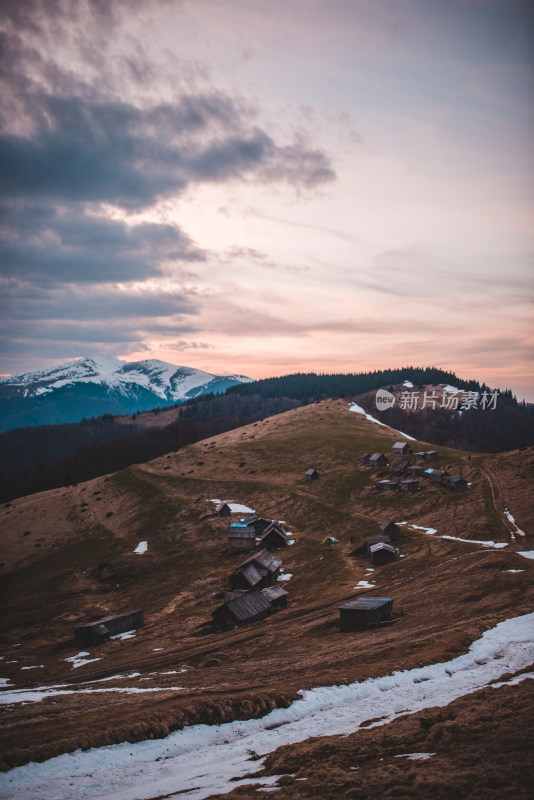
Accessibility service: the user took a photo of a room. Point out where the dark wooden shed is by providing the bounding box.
[212,590,271,630]
[241,515,273,536]
[361,453,371,464]
[369,453,388,468]
[443,475,468,490]
[399,478,420,492]
[370,542,398,565]
[74,609,144,646]
[230,549,282,589]
[260,521,288,550]
[392,442,412,455]
[406,465,425,478]
[424,450,438,461]
[374,479,398,491]
[306,469,319,481]
[366,535,391,552]
[216,502,231,517]
[429,469,449,484]
[338,597,394,632]
[261,585,288,611]
[226,523,257,551]
[379,520,400,541]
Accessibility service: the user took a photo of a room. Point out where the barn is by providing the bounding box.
[74,609,144,646]
[338,597,394,632]
[392,442,412,455]
[379,520,400,541]
[212,590,271,630]
[370,542,398,565]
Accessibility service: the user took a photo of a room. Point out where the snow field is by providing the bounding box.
[3,613,533,800]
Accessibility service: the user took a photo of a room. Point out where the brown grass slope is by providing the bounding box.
[0,400,533,788]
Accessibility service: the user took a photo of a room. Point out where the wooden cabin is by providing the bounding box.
[74,609,144,646]
[406,465,425,478]
[374,479,398,491]
[399,478,420,492]
[226,523,257,551]
[261,585,288,611]
[230,549,282,589]
[260,521,288,550]
[392,442,412,455]
[429,469,449,484]
[216,502,231,517]
[369,453,388,468]
[424,450,438,461]
[361,453,371,464]
[366,535,391,552]
[212,590,272,630]
[241,515,272,536]
[443,475,468,491]
[306,469,319,481]
[379,520,400,541]
[370,542,399,565]
[338,597,394,632]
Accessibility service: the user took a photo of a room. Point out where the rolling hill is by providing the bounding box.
[0,400,533,798]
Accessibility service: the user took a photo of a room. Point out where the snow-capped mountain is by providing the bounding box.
[0,357,252,432]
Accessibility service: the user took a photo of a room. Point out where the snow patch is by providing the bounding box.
[504,570,524,573]
[395,752,436,761]
[277,573,293,582]
[110,631,136,641]
[134,541,148,554]
[355,581,375,589]
[20,666,43,671]
[63,652,102,669]
[402,380,414,388]
[5,614,534,800]
[0,677,12,687]
[517,551,534,560]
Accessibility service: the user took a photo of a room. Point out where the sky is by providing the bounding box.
[1,0,533,399]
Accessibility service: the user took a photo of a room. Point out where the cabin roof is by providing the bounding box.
[241,548,282,572]
[76,609,143,628]
[370,542,396,553]
[226,528,257,539]
[379,520,397,531]
[261,586,288,602]
[369,452,386,461]
[224,590,271,621]
[338,597,394,611]
[236,562,263,586]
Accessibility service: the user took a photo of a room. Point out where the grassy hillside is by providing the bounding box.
[0,400,532,793]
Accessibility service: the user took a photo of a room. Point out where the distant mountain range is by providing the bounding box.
[0,356,252,431]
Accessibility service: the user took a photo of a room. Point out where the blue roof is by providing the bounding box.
[424,468,435,473]
[230,523,248,528]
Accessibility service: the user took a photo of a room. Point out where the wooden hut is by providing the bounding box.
[370,542,398,565]
[306,469,319,481]
[369,453,388,468]
[399,478,420,492]
[230,549,282,589]
[392,442,412,455]
[241,516,272,536]
[74,609,144,646]
[443,475,468,491]
[391,459,410,473]
[429,469,449,485]
[406,465,425,478]
[424,450,438,461]
[261,585,288,611]
[216,502,231,517]
[212,590,271,630]
[379,520,400,541]
[366,535,391,552]
[260,521,288,550]
[338,597,394,632]
[374,479,398,491]
[360,453,371,464]
[226,523,257,551]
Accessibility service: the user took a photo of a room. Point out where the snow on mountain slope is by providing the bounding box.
[0,357,252,401]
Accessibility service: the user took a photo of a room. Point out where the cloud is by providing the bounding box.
[0,202,204,284]
[168,340,213,350]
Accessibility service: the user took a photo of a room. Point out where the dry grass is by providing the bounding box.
[0,399,533,788]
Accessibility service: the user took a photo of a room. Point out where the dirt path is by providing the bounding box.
[478,464,525,542]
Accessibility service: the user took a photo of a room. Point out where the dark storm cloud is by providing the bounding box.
[0,91,335,209]
[0,203,204,284]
